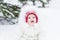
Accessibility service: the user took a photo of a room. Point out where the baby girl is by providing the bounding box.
[20,11,40,40]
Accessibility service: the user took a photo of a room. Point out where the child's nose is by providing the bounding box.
[31,18,34,20]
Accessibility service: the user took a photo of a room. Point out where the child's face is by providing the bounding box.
[28,14,36,26]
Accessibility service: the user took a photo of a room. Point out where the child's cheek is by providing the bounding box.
[28,19,31,23]
[34,18,36,23]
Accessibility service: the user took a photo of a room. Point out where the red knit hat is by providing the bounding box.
[25,11,38,23]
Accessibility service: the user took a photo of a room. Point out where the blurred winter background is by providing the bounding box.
[0,0,60,40]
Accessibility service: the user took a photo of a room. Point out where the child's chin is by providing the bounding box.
[30,23,35,25]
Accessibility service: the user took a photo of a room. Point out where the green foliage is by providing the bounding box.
[18,0,26,2]
[0,2,20,18]
[39,0,43,2]
[39,0,47,4]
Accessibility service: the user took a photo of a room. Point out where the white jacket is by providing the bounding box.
[20,23,40,40]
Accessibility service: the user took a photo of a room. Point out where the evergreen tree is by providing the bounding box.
[0,0,20,18]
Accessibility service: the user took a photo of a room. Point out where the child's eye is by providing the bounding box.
[28,17,30,19]
[33,17,35,19]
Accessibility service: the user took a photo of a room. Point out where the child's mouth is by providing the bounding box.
[31,21,34,23]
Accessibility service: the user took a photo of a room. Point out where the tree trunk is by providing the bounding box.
[31,0,35,5]
[33,1,35,5]
[42,2,45,8]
